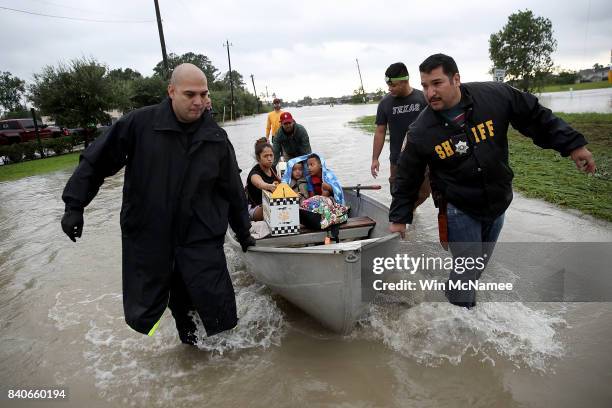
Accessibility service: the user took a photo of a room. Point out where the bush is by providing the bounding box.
[0,144,24,163]
[0,136,79,164]
[21,141,39,160]
[43,136,73,155]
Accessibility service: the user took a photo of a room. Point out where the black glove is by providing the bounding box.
[238,234,256,253]
[61,208,84,242]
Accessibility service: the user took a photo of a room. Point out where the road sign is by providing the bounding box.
[494,68,506,82]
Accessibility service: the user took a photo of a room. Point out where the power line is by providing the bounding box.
[25,0,134,19]
[0,5,155,23]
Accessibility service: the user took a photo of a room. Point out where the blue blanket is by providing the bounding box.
[281,153,345,204]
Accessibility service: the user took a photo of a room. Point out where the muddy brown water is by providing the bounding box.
[1,100,611,407]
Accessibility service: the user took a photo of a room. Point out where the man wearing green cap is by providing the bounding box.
[371,62,429,203]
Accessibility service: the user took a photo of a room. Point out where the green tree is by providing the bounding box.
[0,71,26,113]
[153,52,219,82]
[221,70,246,89]
[107,68,142,82]
[29,58,113,128]
[209,88,259,118]
[106,68,143,113]
[373,88,385,101]
[489,9,557,92]
[299,96,313,106]
[351,88,366,104]
[130,76,167,109]
[556,70,578,85]
[111,79,136,113]
[1,109,41,120]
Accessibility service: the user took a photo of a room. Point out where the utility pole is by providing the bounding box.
[250,74,260,113]
[224,40,235,120]
[153,0,169,80]
[356,58,366,103]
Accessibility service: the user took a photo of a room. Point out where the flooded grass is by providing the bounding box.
[349,112,612,222]
[348,115,377,134]
[538,80,611,93]
[509,112,611,222]
[0,152,79,182]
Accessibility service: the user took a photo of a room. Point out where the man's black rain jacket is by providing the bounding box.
[62,98,251,336]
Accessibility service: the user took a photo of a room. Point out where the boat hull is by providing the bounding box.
[227,191,399,333]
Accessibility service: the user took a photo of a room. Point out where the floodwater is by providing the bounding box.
[1,95,611,408]
[537,88,612,113]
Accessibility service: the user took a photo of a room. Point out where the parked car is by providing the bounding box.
[0,119,53,145]
[46,125,71,137]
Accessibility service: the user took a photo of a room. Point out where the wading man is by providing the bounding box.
[265,98,283,141]
[389,54,596,308]
[371,62,428,199]
[61,63,255,345]
[272,111,312,167]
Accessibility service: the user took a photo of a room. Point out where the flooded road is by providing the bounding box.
[1,100,611,407]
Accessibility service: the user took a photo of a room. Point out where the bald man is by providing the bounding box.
[61,63,255,345]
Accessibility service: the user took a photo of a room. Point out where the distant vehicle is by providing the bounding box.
[0,119,53,145]
[46,125,71,137]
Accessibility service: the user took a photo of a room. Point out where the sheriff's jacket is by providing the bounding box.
[390,82,587,223]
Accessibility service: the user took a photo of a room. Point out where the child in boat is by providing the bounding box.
[306,154,333,198]
[246,137,280,221]
[289,161,309,202]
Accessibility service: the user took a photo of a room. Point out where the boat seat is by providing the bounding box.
[257,216,376,247]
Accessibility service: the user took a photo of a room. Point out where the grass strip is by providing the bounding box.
[0,152,80,182]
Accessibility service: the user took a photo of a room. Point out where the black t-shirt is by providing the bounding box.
[375,89,427,163]
[246,165,278,205]
[171,108,204,151]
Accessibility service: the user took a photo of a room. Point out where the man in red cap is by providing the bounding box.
[265,98,284,141]
[272,111,312,166]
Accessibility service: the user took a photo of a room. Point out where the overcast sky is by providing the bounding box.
[1,0,611,102]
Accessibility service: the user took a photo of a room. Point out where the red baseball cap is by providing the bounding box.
[280,112,293,124]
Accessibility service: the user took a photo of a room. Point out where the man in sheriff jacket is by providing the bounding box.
[389,54,596,308]
[61,63,255,344]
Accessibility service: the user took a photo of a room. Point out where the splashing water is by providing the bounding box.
[357,301,566,372]
[47,267,286,405]
[191,283,285,354]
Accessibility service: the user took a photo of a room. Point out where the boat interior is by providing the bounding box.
[255,216,377,248]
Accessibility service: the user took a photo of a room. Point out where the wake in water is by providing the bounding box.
[357,300,567,373]
[47,248,287,404]
[190,283,285,353]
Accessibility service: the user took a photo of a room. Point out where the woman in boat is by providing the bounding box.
[246,137,280,221]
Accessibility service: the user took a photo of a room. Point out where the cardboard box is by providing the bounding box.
[263,183,300,236]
